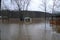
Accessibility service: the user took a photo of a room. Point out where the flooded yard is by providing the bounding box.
[0,18,60,40]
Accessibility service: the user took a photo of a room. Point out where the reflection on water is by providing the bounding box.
[0,18,60,40]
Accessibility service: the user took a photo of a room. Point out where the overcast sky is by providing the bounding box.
[1,0,60,13]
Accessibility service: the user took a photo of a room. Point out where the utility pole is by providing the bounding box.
[52,0,56,40]
[42,0,47,40]
[44,0,46,40]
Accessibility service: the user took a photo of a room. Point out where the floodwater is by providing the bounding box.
[0,18,60,40]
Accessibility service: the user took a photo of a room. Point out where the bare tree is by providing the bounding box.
[15,0,31,10]
[51,0,56,22]
[54,0,60,12]
[52,0,56,13]
[14,0,31,21]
